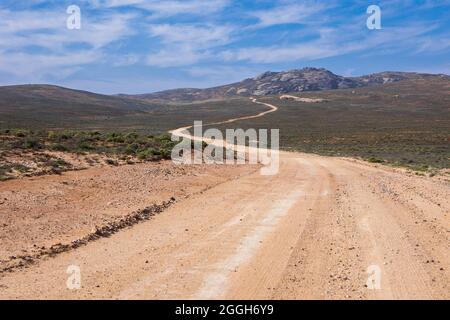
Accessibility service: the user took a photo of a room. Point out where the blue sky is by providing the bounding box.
[0,0,449,94]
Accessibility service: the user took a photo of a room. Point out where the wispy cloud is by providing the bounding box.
[0,0,448,93]
[220,19,442,64]
[112,53,140,66]
[250,1,332,28]
[0,7,135,79]
[146,47,206,67]
[93,0,230,18]
[145,23,235,67]
[148,23,234,48]
[0,50,100,79]
[184,65,263,85]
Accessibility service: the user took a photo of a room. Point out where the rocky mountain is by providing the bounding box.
[123,68,448,102]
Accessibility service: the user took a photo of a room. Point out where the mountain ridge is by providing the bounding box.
[120,68,449,102]
[0,68,448,109]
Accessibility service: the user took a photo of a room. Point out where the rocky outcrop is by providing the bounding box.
[125,68,448,102]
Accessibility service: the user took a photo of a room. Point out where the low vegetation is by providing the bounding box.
[0,129,177,180]
[2,129,176,158]
[216,78,450,173]
[0,78,448,177]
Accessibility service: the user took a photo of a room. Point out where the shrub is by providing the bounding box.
[160,148,172,159]
[367,157,383,163]
[13,164,31,173]
[15,129,28,138]
[76,141,95,151]
[125,143,139,155]
[137,149,154,160]
[106,132,125,143]
[125,132,139,142]
[45,158,70,169]
[50,144,68,152]
[105,158,118,166]
[47,131,58,141]
[23,138,41,149]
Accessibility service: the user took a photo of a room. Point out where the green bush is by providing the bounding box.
[160,148,172,159]
[47,131,58,140]
[46,158,70,169]
[106,132,125,143]
[23,138,41,149]
[50,144,68,152]
[137,149,153,160]
[367,157,383,163]
[76,141,95,151]
[15,129,28,138]
[13,164,31,173]
[125,132,139,142]
[2,129,178,171]
[125,143,139,155]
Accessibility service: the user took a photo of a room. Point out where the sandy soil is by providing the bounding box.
[0,149,129,180]
[0,161,257,265]
[0,99,448,299]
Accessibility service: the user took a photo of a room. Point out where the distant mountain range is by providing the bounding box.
[0,68,448,129]
[119,67,449,102]
[0,69,448,115]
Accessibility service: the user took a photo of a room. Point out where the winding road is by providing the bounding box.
[0,98,448,299]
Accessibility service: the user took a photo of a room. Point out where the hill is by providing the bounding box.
[0,84,163,129]
[121,68,449,102]
[0,84,264,131]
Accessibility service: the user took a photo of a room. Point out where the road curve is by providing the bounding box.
[0,99,448,299]
[169,98,278,141]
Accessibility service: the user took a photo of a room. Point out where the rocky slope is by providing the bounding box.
[124,68,448,102]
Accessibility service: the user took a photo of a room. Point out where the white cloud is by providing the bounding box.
[0,8,135,79]
[0,8,63,33]
[113,54,140,66]
[220,23,439,64]
[415,36,450,53]
[145,23,235,67]
[185,65,262,84]
[148,23,233,48]
[94,0,230,18]
[221,44,334,64]
[0,50,101,78]
[0,0,449,92]
[146,46,206,67]
[251,1,331,27]
[0,9,135,51]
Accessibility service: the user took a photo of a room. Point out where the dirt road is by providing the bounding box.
[0,100,448,299]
